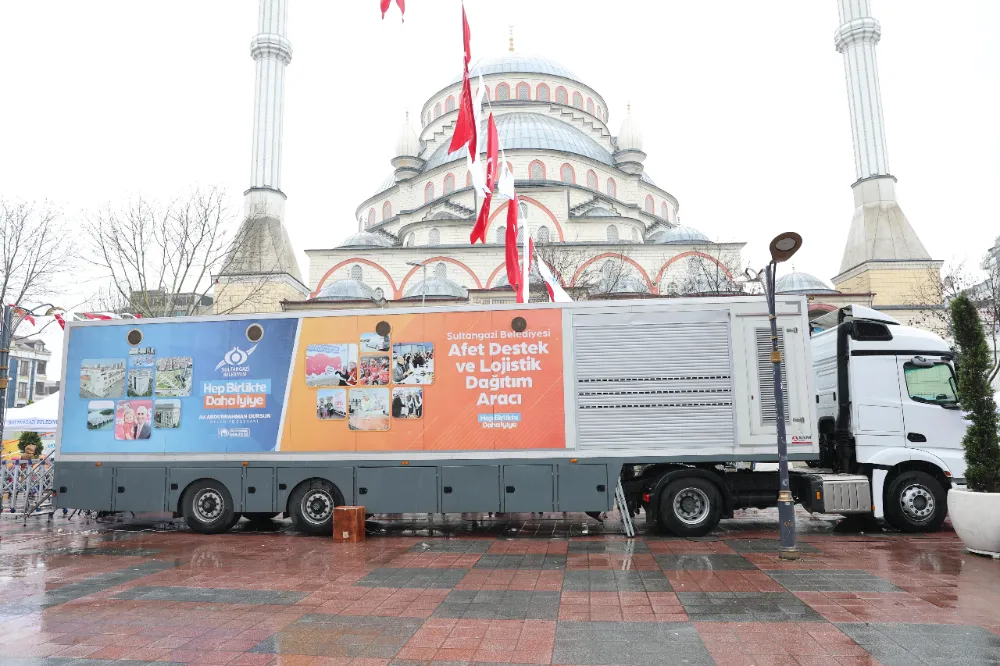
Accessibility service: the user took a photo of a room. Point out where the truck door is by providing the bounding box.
[896,357,968,478]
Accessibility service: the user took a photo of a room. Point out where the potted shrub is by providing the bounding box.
[947,293,1000,556]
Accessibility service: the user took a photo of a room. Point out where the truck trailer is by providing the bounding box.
[52,297,965,536]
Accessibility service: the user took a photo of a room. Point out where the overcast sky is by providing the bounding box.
[2,1,998,378]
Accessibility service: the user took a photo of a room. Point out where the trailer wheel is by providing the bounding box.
[885,470,946,532]
[658,477,722,537]
[182,480,238,535]
[289,480,343,536]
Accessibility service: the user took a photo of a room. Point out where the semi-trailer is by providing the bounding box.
[52,297,964,536]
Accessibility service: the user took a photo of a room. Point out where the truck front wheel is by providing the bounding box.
[885,470,947,532]
[658,477,722,537]
[182,480,239,535]
[289,480,343,536]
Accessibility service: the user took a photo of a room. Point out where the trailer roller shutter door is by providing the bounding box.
[573,310,735,451]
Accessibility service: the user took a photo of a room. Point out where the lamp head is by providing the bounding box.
[769,232,802,264]
[406,261,424,268]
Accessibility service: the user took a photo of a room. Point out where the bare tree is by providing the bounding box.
[659,243,748,297]
[532,241,643,297]
[970,240,1000,382]
[904,260,973,339]
[83,188,281,317]
[0,199,74,308]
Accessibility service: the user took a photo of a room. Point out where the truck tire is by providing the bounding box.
[885,471,947,532]
[289,479,343,536]
[658,477,722,537]
[182,480,238,535]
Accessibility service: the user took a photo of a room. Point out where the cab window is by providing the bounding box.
[903,362,958,406]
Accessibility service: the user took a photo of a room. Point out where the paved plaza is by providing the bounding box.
[1,510,999,665]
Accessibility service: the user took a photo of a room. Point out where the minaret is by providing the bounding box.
[831,0,941,324]
[215,0,306,314]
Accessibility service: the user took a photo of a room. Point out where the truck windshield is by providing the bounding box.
[903,362,958,406]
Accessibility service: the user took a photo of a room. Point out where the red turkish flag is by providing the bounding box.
[484,113,499,191]
[449,72,477,156]
[505,198,521,295]
[462,3,472,67]
[470,192,491,244]
[381,0,404,21]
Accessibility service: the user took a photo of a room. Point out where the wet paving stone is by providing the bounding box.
[553,621,714,665]
[837,622,1000,665]
[561,569,673,592]
[726,538,821,553]
[766,568,902,592]
[114,585,308,604]
[3,660,186,666]
[566,541,650,554]
[677,591,826,622]
[406,540,493,554]
[432,589,561,619]
[250,614,424,658]
[473,554,567,570]
[355,567,469,589]
[655,553,758,570]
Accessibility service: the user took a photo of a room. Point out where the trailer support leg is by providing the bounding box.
[614,479,635,538]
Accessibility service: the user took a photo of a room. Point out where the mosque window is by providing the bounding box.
[529,160,545,180]
[444,173,455,194]
[434,262,447,279]
[560,163,575,184]
[496,83,510,100]
[644,195,654,214]
[517,226,524,244]
[572,92,583,109]
[495,225,506,243]
[350,265,363,281]
[536,226,550,244]
[434,103,441,118]
[660,202,668,220]
[367,209,375,227]
[424,182,434,203]
[445,96,455,112]
[382,201,392,221]
[424,111,430,126]
[428,228,441,245]
[516,82,530,100]
[404,233,414,247]
[586,170,598,190]
[606,225,619,243]
[536,83,550,102]
[518,201,528,220]
[597,106,603,120]
[586,98,594,115]
[556,86,568,104]
[465,171,472,187]
[606,178,616,198]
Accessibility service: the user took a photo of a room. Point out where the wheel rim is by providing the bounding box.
[899,483,935,522]
[301,490,334,525]
[193,489,225,523]
[672,487,711,525]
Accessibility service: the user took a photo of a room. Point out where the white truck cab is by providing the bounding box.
[810,305,967,531]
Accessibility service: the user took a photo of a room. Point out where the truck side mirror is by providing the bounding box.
[909,356,935,368]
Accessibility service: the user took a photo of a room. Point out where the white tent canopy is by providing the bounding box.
[5,391,59,432]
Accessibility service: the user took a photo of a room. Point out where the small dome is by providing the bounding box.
[338,231,395,248]
[616,107,643,152]
[403,277,468,299]
[775,271,839,295]
[311,279,375,302]
[648,225,711,244]
[395,114,420,158]
[582,206,618,218]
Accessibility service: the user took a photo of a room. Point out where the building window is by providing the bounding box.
[428,228,441,245]
[536,83,550,101]
[606,178,616,198]
[434,102,442,118]
[660,202,668,220]
[586,170,598,190]
[586,98,594,115]
[644,195,654,214]
[350,265,363,281]
[496,225,506,243]
[17,382,27,400]
[572,91,583,109]
[404,233,414,247]
[444,173,455,194]
[517,226,524,244]
[556,86,568,104]
[606,225,619,243]
[35,381,44,396]
[434,262,448,279]
[424,182,434,203]
[496,83,510,100]
[536,226,550,244]
[516,82,530,100]
[382,201,392,221]
[367,208,375,227]
[445,95,455,112]
[560,163,575,184]
[465,171,472,187]
[518,201,528,220]
[36,361,46,375]
[529,160,545,180]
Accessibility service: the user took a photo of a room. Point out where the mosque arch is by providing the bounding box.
[586,169,598,190]
[644,195,654,214]
[570,252,655,292]
[536,83,550,101]
[443,173,455,194]
[560,163,575,184]
[660,202,668,220]
[653,251,734,290]
[367,208,375,227]
[572,91,583,109]
[313,258,399,298]
[424,182,434,203]
[496,83,510,100]
[434,102,441,118]
[556,86,568,104]
[428,228,441,245]
[485,196,565,242]
[586,98,594,115]
[606,177,616,198]
[399,256,483,294]
[445,95,455,112]
[382,201,392,221]
[516,82,530,100]
[606,225,619,243]
[529,160,546,180]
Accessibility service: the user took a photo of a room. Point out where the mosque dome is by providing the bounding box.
[449,53,582,87]
[339,231,395,248]
[647,225,711,244]
[403,277,469,299]
[424,113,613,172]
[394,114,421,158]
[311,279,375,302]
[616,108,643,152]
[775,271,839,295]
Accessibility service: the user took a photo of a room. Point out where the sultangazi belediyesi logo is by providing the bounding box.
[215,345,256,375]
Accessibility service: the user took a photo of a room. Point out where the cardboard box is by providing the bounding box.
[333,506,365,543]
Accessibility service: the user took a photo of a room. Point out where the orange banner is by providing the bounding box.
[281,308,565,452]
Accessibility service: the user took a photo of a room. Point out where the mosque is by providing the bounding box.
[216,0,942,328]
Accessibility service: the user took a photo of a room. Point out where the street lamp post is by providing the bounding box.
[406,261,428,307]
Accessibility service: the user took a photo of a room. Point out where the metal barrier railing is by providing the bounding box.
[1,454,54,520]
